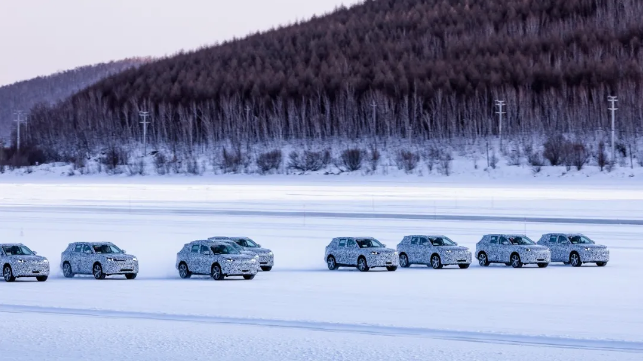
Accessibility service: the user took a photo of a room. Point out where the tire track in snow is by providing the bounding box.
[2,205,643,225]
[1,304,641,353]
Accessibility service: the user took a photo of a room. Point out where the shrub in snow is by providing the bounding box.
[288,149,331,172]
[438,152,454,176]
[127,160,146,176]
[507,149,521,166]
[396,150,420,173]
[543,134,569,166]
[222,147,247,173]
[340,148,364,171]
[256,149,282,174]
[368,146,380,172]
[100,146,128,173]
[186,158,201,175]
[423,146,441,172]
[569,141,589,171]
[597,141,608,171]
[154,153,170,175]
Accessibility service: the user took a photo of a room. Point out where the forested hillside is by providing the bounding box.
[11,0,643,175]
[0,58,148,138]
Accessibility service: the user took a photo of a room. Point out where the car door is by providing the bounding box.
[345,239,359,265]
[487,235,499,261]
[187,243,202,274]
[498,236,512,262]
[335,238,347,264]
[547,234,563,262]
[80,244,94,274]
[200,245,213,274]
[417,237,432,264]
[70,244,82,273]
[407,236,420,263]
[557,235,571,262]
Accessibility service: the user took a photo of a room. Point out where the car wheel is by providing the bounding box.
[510,253,523,268]
[93,263,106,280]
[211,264,225,280]
[596,262,607,267]
[537,263,549,268]
[431,254,443,269]
[478,253,490,267]
[125,273,137,280]
[260,266,272,272]
[3,265,15,282]
[36,276,48,282]
[326,256,338,270]
[178,262,192,279]
[459,264,470,269]
[399,254,410,268]
[386,266,397,271]
[570,252,582,267]
[357,257,370,272]
[243,274,255,280]
[62,262,75,278]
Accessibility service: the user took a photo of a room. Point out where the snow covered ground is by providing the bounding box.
[0,178,642,360]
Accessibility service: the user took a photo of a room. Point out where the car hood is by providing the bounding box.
[222,254,254,261]
[11,255,48,262]
[253,247,272,254]
[103,254,137,261]
[518,245,549,251]
[436,246,469,252]
[576,244,607,250]
[365,248,396,254]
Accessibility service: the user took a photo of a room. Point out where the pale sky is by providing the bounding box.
[0,0,362,86]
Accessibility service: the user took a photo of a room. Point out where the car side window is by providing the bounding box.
[238,239,248,247]
[74,244,83,252]
[346,239,356,248]
[489,236,498,244]
[338,239,347,247]
[558,236,568,244]
[499,237,510,245]
[191,244,200,253]
[82,244,92,254]
[549,235,557,243]
[201,245,210,254]
[411,237,418,245]
[418,237,430,246]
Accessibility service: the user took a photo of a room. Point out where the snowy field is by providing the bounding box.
[1,178,642,360]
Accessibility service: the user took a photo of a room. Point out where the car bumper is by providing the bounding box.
[103,261,139,274]
[520,251,551,264]
[366,253,399,268]
[222,261,258,276]
[441,252,472,265]
[580,249,609,263]
[258,253,274,267]
[11,262,50,277]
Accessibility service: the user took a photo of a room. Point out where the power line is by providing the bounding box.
[495,100,505,148]
[608,96,618,164]
[139,111,150,155]
[13,111,25,152]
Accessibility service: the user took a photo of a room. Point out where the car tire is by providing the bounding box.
[386,266,397,271]
[357,257,370,272]
[178,262,192,279]
[537,263,549,268]
[36,276,48,282]
[260,266,272,272]
[459,264,470,269]
[570,252,582,267]
[3,265,15,282]
[211,264,225,281]
[510,253,523,268]
[93,263,106,280]
[326,256,339,270]
[125,273,137,280]
[431,254,443,269]
[596,262,607,267]
[399,254,410,268]
[478,253,490,267]
[243,275,255,280]
[62,262,75,278]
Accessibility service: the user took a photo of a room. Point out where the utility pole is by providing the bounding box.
[608,96,618,164]
[13,111,24,152]
[139,111,150,155]
[495,100,505,148]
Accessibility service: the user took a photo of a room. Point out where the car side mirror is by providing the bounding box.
[33,251,38,255]
[122,250,127,254]
[382,244,387,247]
[257,244,261,248]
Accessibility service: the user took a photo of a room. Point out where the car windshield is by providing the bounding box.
[93,244,123,254]
[508,236,535,245]
[211,245,240,255]
[569,235,595,245]
[243,238,259,247]
[226,242,244,251]
[429,237,456,246]
[3,245,34,256]
[356,238,383,248]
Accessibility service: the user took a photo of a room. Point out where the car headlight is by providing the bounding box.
[446,250,452,253]
[17,259,25,263]
[226,259,234,262]
[525,248,531,252]
[107,257,114,261]
[43,259,49,263]
[251,259,257,263]
[371,251,379,255]
[394,251,398,255]
[132,257,137,261]
[584,247,591,251]
[268,252,273,256]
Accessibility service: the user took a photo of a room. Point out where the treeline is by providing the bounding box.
[19,0,643,159]
[0,58,148,138]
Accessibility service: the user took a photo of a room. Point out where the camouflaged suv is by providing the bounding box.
[176,240,258,280]
[325,237,399,272]
[61,242,139,280]
[397,235,472,269]
[537,233,609,267]
[1,243,49,282]
[476,234,551,268]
